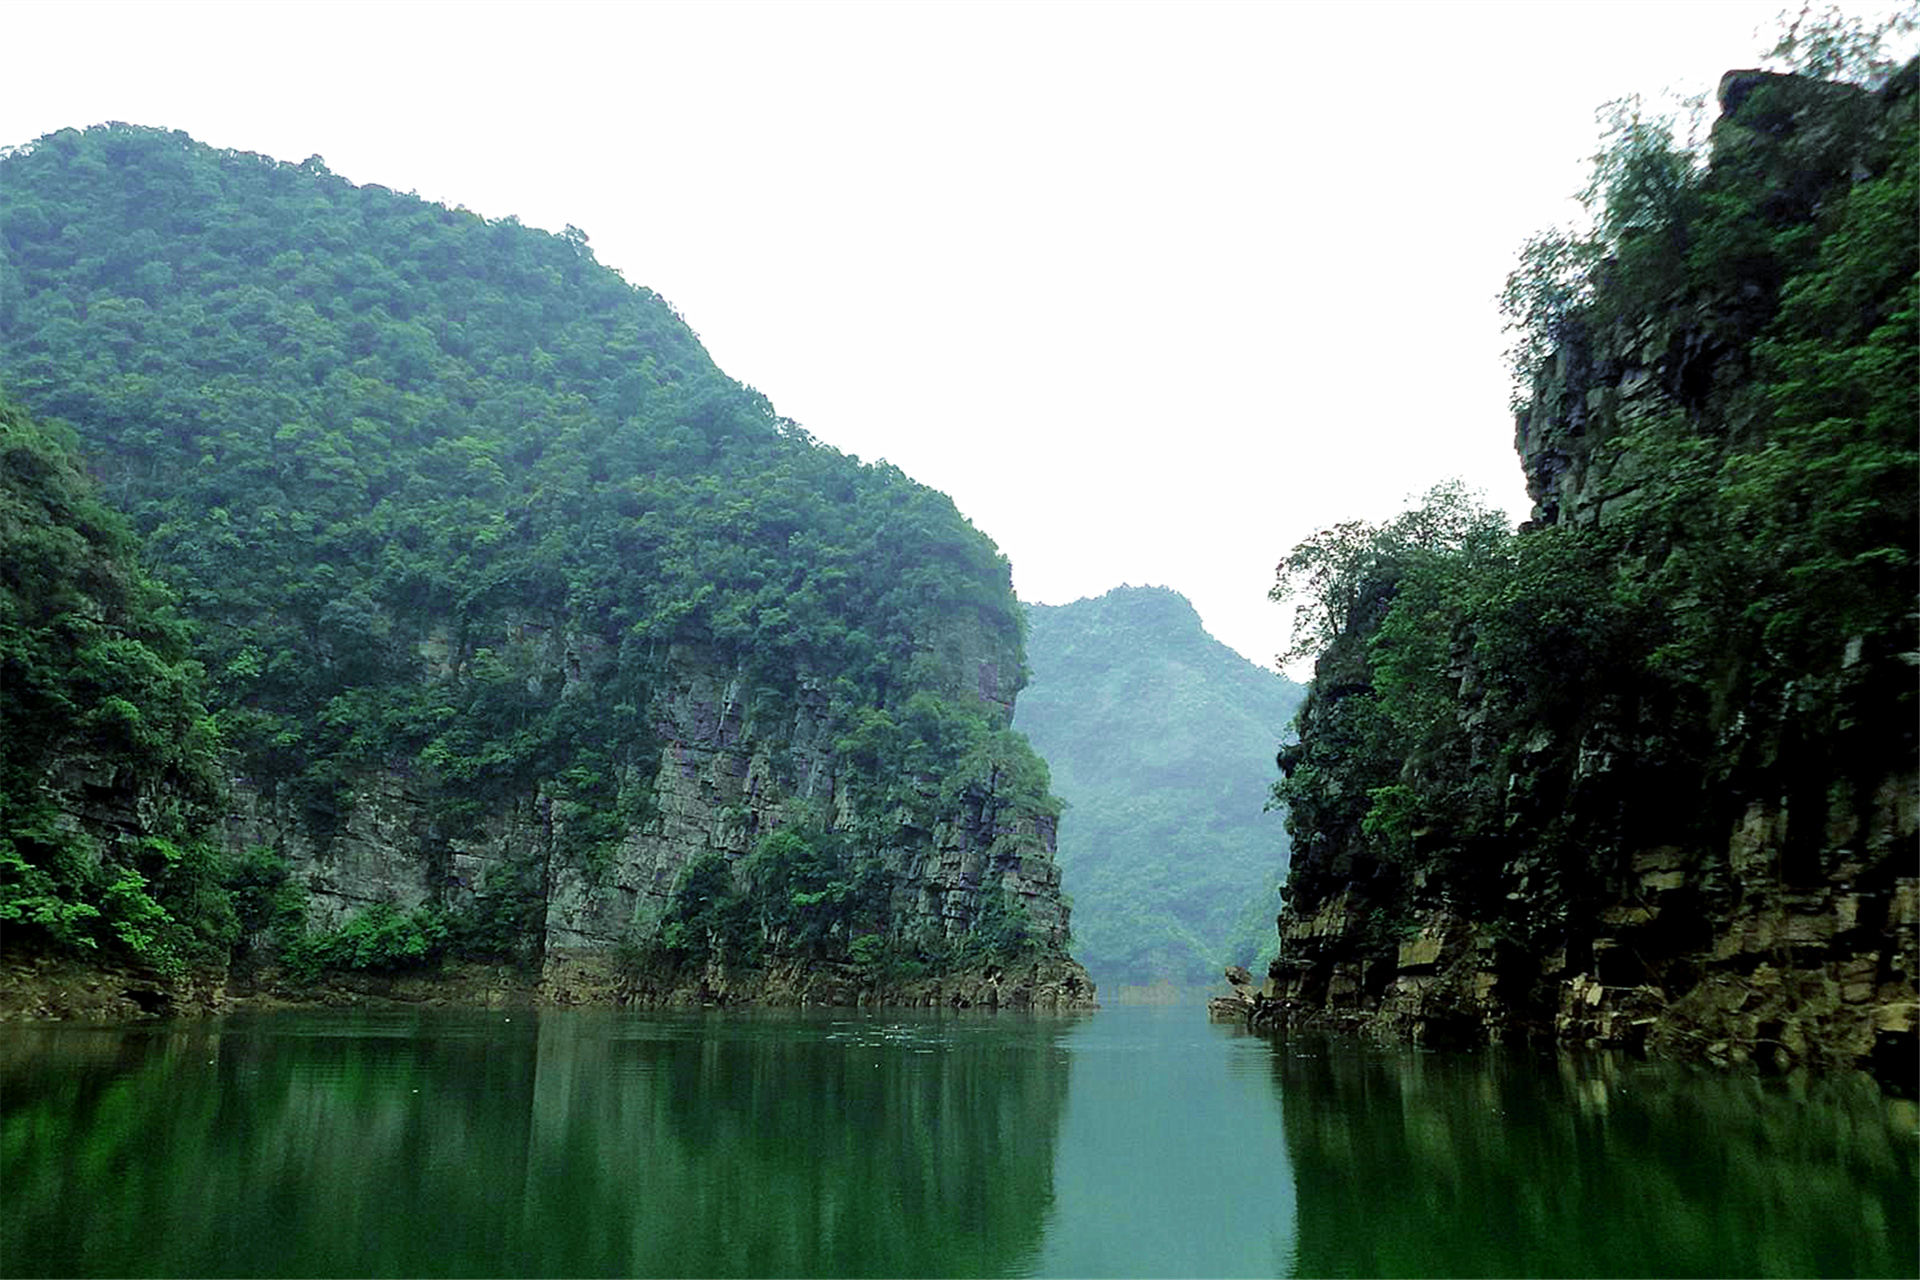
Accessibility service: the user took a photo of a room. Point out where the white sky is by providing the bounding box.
[1,0,1885,672]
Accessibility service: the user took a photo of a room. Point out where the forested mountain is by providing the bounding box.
[0,123,1088,1006]
[1259,52,1917,1079]
[1014,586,1303,990]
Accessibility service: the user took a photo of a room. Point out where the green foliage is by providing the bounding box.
[836,691,1059,836]
[1282,46,1917,957]
[955,886,1039,963]
[1500,94,1709,413]
[1270,481,1511,671]
[279,901,450,985]
[1579,96,1704,249]
[1274,491,1489,885]
[0,123,1065,979]
[443,860,547,964]
[1274,485,1679,929]
[0,122,1036,886]
[222,845,305,946]
[1013,585,1305,987]
[624,820,1040,981]
[1498,229,1601,413]
[1503,12,1913,413]
[0,396,232,973]
[1763,4,1919,85]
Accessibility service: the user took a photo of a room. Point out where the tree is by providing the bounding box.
[1270,482,1510,669]
[1763,3,1919,85]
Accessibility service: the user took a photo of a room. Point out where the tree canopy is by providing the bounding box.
[0,122,1064,977]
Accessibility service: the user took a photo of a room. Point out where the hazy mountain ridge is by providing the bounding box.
[1014,585,1303,990]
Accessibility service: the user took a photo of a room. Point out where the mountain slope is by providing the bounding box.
[0,122,1087,1004]
[0,395,228,977]
[1014,586,1303,990]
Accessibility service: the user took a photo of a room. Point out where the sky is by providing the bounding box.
[1,0,1895,673]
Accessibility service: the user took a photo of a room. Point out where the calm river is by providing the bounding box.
[2,1005,1914,1278]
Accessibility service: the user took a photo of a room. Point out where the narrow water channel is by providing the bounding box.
[2,1005,1912,1277]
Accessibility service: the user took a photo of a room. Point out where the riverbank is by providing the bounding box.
[0,946,1096,1023]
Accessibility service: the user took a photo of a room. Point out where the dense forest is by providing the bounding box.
[0,124,1082,998]
[1261,26,1916,1077]
[1014,586,1302,990]
[1,398,230,973]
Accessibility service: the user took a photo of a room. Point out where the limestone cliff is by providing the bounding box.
[218,619,1089,1008]
[1256,63,1917,1082]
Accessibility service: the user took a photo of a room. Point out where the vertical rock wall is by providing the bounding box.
[1256,64,1917,1081]
[221,612,1090,1006]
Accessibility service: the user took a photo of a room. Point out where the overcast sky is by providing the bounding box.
[2,0,1896,672]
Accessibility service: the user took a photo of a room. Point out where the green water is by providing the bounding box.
[1,1006,1912,1278]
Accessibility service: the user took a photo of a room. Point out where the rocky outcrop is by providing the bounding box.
[1206,964,1269,1020]
[542,948,1091,1011]
[221,617,1091,1007]
[0,948,228,1022]
[1257,64,1917,1084]
[1518,62,1916,530]
[1263,817,1918,1077]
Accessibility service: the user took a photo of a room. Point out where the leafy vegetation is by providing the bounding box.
[1498,4,1916,413]
[1014,586,1304,988]
[0,397,232,974]
[622,824,1042,985]
[0,124,1064,979]
[1277,36,1917,955]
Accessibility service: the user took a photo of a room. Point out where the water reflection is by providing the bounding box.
[1271,1033,1918,1279]
[7,1011,1913,1279]
[0,1009,1078,1278]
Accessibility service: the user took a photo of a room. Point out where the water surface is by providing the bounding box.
[2,1005,1912,1277]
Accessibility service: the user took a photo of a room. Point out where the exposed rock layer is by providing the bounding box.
[217,628,1090,1007]
[1257,65,1917,1082]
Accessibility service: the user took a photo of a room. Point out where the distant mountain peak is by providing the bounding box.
[1014,585,1305,990]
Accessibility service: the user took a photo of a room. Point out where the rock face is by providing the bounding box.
[221,618,1090,1007]
[1519,66,1912,531]
[1259,65,1917,1082]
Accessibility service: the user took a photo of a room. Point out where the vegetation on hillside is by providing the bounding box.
[0,124,1062,978]
[1015,586,1303,988]
[0,397,229,974]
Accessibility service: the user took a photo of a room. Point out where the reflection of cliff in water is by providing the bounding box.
[521,1010,1076,1276]
[0,1010,1078,1278]
[2,1015,549,1277]
[1273,1034,1918,1279]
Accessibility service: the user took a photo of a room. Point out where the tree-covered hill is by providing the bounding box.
[0,122,1083,998]
[1014,586,1303,990]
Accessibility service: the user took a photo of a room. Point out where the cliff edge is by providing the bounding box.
[1256,62,1916,1083]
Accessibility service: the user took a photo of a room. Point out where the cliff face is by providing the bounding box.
[1259,65,1917,1080]
[220,617,1086,1006]
[1520,67,1911,530]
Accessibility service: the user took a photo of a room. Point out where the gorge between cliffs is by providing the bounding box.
[2,21,1918,1280]
[2,57,1914,1075]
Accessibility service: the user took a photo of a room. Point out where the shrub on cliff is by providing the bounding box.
[1277,35,1917,960]
[0,397,234,973]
